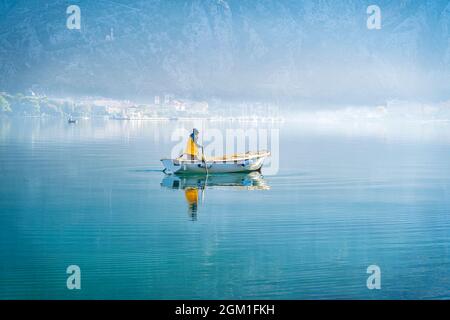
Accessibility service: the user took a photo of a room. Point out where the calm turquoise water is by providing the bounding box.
[1,117,450,299]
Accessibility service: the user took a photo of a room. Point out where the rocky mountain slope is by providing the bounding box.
[1,0,449,103]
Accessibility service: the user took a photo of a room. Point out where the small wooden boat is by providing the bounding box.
[161,150,270,174]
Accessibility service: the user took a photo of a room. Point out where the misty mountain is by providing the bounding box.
[1,0,450,104]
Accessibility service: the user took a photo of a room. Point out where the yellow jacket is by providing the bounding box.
[185,135,198,156]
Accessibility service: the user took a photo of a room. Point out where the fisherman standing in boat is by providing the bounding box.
[183,128,203,160]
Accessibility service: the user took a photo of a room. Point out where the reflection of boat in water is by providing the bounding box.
[161,172,270,220]
[161,151,270,174]
[161,171,270,191]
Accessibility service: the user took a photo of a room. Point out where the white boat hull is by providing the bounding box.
[161,151,270,174]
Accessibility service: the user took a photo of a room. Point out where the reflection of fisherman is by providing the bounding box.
[184,187,199,220]
[182,128,203,160]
